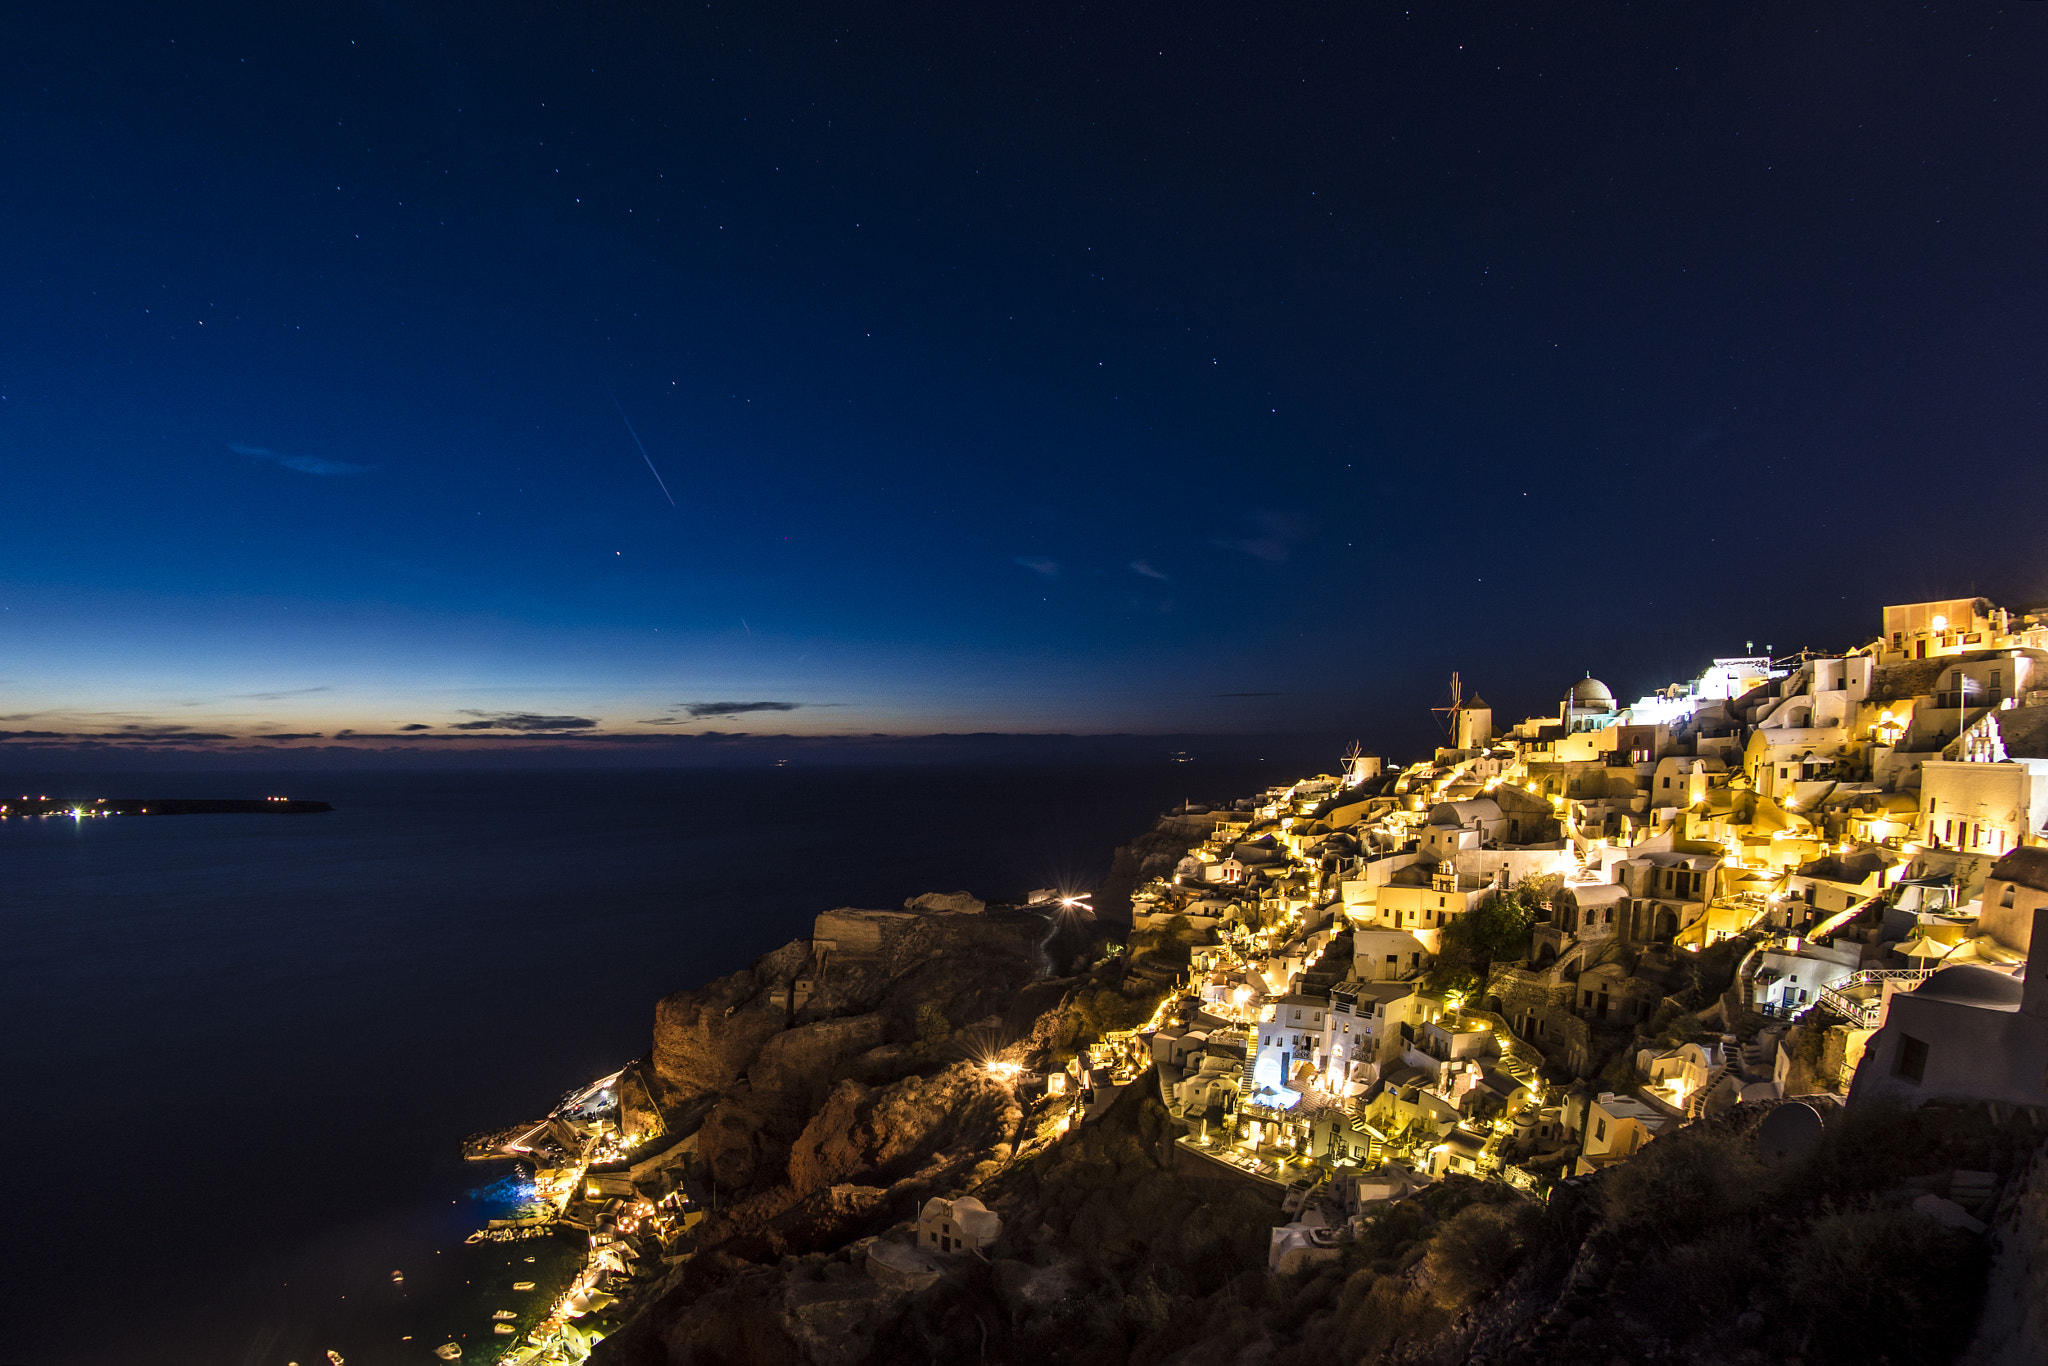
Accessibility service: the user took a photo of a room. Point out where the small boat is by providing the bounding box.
[493,1310,518,1320]
[512,1280,536,1291]
[328,1354,346,1366]
[434,1346,463,1361]
[493,1323,517,1335]
[391,1270,404,1283]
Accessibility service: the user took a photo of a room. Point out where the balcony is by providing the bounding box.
[1817,968,1934,1029]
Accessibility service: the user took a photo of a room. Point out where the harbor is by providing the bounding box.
[428,1068,692,1363]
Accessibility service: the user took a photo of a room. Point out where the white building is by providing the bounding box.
[1981,848,2048,954]
[1352,927,1431,981]
[1751,939,1862,1015]
[1250,993,1333,1095]
[1847,960,2048,1112]
[916,1196,1001,1255]
[1919,757,2048,858]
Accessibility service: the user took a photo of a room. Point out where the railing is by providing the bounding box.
[1816,968,1935,1029]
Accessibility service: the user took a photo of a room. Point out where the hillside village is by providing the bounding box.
[1102,595,2048,1248]
[489,593,2048,1366]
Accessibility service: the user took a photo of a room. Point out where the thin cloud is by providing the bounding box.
[451,711,601,731]
[1014,557,1060,579]
[1211,511,1306,564]
[232,441,374,477]
[254,732,325,741]
[675,701,803,721]
[1129,560,1170,581]
[399,723,433,731]
[113,724,237,739]
[234,686,333,701]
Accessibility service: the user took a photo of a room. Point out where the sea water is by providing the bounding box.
[0,759,1302,1365]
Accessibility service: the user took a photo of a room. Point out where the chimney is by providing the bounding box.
[2026,905,2048,1020]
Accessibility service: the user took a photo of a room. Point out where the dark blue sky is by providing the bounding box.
[5,2,2046,761]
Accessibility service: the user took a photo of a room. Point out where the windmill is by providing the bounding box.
[1338,739,1380,786]
[1431,671,1463,738]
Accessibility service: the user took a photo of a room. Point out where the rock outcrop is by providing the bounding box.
[786,1064,1019,1197]
[649,940,812,1114]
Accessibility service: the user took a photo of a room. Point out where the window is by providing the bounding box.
[1438,896,1446,908]
[1595,1118,1607,1141]
[1896,1035,1929,1084]
[1662,776,1672,789]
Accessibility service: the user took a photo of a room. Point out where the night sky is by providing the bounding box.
[6,3,2047,763]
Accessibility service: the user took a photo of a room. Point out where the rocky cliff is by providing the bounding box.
[587,821,2042,1366]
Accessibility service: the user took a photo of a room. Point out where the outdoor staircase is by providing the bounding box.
[1739,1032,1773,1075]
[1687,1015,1775,1120]
[1950,1169,1999,1218]
[1686,1055,1735,1119]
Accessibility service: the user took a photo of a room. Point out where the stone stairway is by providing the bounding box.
[1686,1056,1735,1119]
[1950,1169,1999,1218]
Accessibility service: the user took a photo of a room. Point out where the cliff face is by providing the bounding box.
[1093,816,1211,926]
[649,938,813,1116]
[785,1064,1019,1198]
[634,904,1062,1254]
[581,896,1142,1365]
[649,910,1050,1122]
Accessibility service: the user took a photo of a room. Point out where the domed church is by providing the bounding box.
[1564,673,1618,732]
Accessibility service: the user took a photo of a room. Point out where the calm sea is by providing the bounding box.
[0,760,1300,1365]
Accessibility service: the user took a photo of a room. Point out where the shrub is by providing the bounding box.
[1600,1127,1765,1238]
[915,1001,952,1048]
[1425,1200,1540,1305]
[1786,1204,1986,1362]
[1427,877,1546,990]
[1631,1223,1756,1335]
